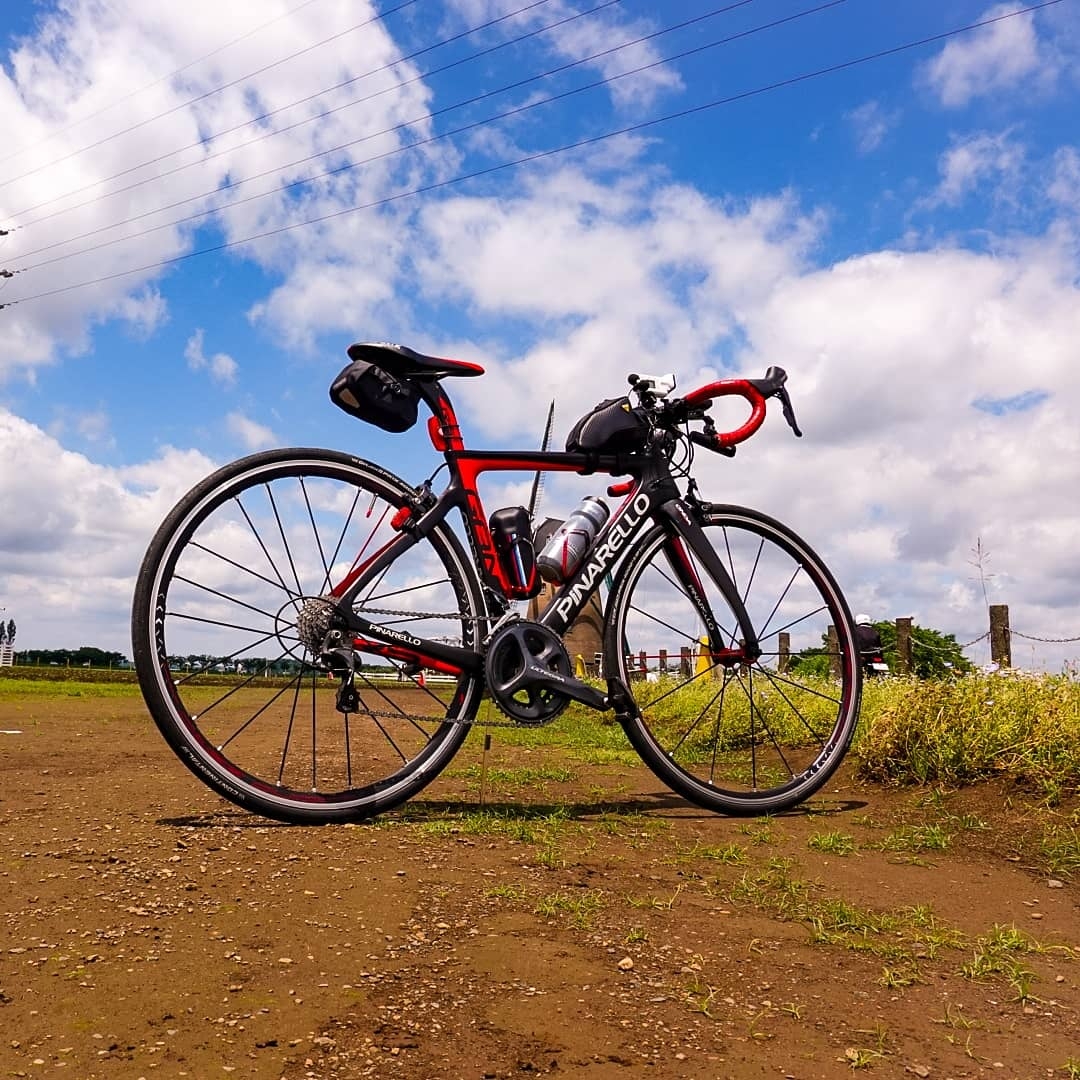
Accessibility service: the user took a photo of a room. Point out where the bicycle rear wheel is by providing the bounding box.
[131,449,486,824]
[605,504,861,815]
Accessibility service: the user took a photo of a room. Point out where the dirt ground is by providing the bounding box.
[1,690,1077,1080]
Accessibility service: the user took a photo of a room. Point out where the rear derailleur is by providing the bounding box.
[296,595,360,714]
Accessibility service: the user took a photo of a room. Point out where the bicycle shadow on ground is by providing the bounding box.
[406,793,868,822]
[156,792,867,830]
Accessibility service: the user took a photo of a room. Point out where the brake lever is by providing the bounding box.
[689,430,736,457]
[778,387,803,438]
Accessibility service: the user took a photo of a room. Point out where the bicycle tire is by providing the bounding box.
[605,503,861,815]
[131,448,486,824]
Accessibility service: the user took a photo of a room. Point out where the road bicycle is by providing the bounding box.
[131,342,861,824]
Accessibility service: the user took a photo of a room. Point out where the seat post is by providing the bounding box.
[420,381,465,452]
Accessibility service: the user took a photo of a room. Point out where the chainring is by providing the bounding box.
[484,620,572,726]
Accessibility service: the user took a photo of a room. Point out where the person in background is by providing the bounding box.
[854,613,883,658]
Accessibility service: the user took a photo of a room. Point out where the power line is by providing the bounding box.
[8,0,758,261]
[0,0,420,192]
[0,0,330,169]
[6,0,595,227]
[9,0,825,273]
[0,0,1064,311]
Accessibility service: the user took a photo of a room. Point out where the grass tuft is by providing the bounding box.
[854,672,1080,799]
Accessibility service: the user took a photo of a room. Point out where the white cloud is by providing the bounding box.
[1048,146,1080,211]
[402,164,1080,668]
[918,5,1057,108]
[74,409,113,445]
[0,409,215,653]
[442,0,682,108]
[226,410,278,450]
[925,131,1025,207]
[3,1,1080,675]
[184,328,238,385]
[0,0,445,378]
[847,100,896,155]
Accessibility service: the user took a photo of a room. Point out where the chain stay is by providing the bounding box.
[347,704,520,728]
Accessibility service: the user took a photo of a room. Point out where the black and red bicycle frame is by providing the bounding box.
[329,378,763,695]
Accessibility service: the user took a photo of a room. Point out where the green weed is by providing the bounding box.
[486,883,528,901]
[808,831,856,856]
[854,672,1080,798]
[1040,816,1080,878]
[679,840,747,864]
[875,824,951,853]
[535,889,604,928]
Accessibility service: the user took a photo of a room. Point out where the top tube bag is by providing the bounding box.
[329,358,420,433]
[566,396,649,454]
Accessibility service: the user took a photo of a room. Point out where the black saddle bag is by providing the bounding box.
[329,359,420,433]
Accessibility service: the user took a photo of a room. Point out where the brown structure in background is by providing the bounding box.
[989,604,1011,667]
[527,582,604,674]
[895,617,913,674]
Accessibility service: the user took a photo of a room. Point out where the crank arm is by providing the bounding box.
[495,660,608,712]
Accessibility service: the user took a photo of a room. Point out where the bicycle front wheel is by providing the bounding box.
[131,449,486,824]
[606,504,861,815]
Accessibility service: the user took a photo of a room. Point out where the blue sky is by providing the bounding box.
[1,0,1079,667]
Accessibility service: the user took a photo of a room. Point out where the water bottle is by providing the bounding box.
[537,496,610,583]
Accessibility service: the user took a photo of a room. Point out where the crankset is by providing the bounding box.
[484,619,607,725]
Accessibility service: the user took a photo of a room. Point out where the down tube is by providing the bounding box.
[535,487,656,636]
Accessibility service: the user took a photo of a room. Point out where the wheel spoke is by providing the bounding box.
[613,509,859,813]
[134,452,484,823]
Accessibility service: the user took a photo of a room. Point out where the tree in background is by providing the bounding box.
[789,620,974,679]
[875,620,974,679]
[6,619,15,646]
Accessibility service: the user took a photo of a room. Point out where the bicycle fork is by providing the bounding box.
[657,499,760,666]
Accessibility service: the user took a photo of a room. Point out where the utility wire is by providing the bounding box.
[6,0,598,227]
[9,0,824,272]
[0,0,329,169]
[0,0,420,192]
[0,0,1063,311]
[8,0,754,257]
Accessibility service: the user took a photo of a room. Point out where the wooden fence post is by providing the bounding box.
[989,604,1011,668]
[827,625,840,677]
[658,649,668,674]
[895,617,913,675]
[680,647,691,677]
[778,632,790,673]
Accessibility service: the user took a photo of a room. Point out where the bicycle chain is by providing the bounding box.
[351,606,524,727]
[347,696,522,729]
[357,605,488,622]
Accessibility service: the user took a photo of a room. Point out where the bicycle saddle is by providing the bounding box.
[347,342,485,378]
